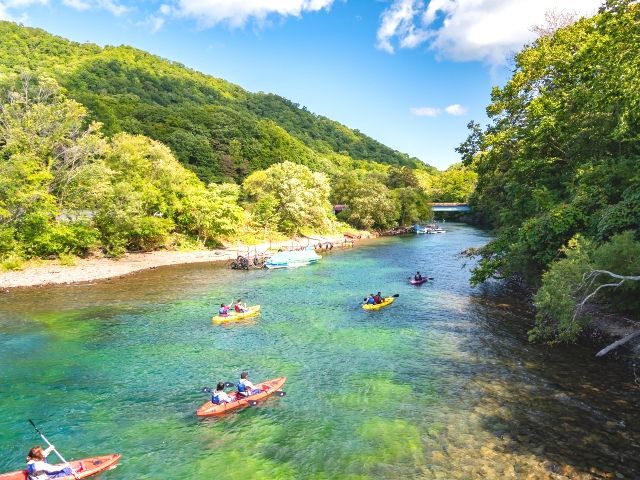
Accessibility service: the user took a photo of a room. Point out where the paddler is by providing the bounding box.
[414,271,423,281]
[373,292,383,304]
[237,371,261,397]
[26,446,74,480]
[212,382,234,404]
[234,299,248,313]
[365,294,376,305]
[218,304,229,317]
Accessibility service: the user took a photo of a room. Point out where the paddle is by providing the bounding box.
[28,419,79,480]
[201,382,235,394]
[408,276,434,281]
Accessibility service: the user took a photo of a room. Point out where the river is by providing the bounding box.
[1,223,638,479]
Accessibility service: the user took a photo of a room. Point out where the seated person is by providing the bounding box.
[365,294,376,305]
[237,371,261,397]
[26,446,74,480]
[414,271,423,281]
[218,304,229,316]
[234,299,248,313]
[212,382,234,404]
[373,292,383,304]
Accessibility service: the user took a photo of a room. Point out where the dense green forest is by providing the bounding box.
[0,22,477,269]
[0,21,431,184]
[464,0,639,342]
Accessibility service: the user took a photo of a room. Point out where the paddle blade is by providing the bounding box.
[224,381,234,388]
[248,400,259,407]
[201,387,212,394]
[276,390,286,397]
[392,293,400,298]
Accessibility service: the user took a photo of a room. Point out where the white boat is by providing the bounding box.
[265,247,322,269]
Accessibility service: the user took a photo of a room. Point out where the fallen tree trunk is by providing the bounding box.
[595,330,640,357]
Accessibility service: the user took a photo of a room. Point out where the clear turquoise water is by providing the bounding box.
[1,224,638,479]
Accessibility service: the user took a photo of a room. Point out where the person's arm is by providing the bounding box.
[33,460,69,474]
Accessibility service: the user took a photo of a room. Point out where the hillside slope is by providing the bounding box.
[0,21,431,182]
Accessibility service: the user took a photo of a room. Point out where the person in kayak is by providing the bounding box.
[26,445,74,480]
[374,292,383,304]
[365,294,376,305]
[218,304,229,317]
[212,382,234,404]
[234,299,248,313]
[414,271,423,281]
[237,371,261,397]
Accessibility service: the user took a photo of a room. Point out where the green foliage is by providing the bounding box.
[1,252,25,271]
[243,161,334,235]
[0,21,434,184]
[430,164,477,203]
[468,1,640,295]
[532,232,640,342]
[531,236,594,343]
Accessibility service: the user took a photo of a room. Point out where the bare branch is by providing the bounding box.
[531,9,580,37]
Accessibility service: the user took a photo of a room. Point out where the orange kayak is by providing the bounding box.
[0,454,121,480]
[196,377,286,417]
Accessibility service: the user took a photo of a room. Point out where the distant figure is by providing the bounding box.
[234,299,248,313]
[218,304,229,317]
[212,382,234,405]
[414,271,423,281]
[374,292,383,304]
[26,446,73,480]
[237,371,260,397]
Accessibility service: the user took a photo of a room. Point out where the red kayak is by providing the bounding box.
[0,454,121,480]
[196,377,286,417]
[410,278,428,285]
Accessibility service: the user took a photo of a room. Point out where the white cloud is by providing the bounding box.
[444,103,466,115]
[172,0,336,28]
[377,0,602,64]
[62,0,90,10]
[0,0,46,20]
[410,106,440,117]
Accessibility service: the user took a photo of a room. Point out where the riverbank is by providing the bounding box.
[0,233,374,290]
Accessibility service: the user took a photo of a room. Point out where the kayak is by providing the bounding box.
[212,305,261,324]
[0,454,121,480]
[410,278,428,285]
[196,377,286,417]
[362,297,395,311]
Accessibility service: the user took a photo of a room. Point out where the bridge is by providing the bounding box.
[429,202,470,212]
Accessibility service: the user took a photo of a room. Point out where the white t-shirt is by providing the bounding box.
[214,390,233,403]
[240,378,255,391]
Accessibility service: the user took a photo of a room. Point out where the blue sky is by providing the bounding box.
[0,0,601,170]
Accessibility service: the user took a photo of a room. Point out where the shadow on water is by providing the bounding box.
[461,282,640,479]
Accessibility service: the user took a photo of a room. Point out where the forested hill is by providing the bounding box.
[0,21,430,183]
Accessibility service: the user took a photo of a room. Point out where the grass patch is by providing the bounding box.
[1,253,25,271]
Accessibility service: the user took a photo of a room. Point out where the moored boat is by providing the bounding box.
[196,377,286,417]
[212,305,261,324]
[0,454,121,480]
[265,247,321,269]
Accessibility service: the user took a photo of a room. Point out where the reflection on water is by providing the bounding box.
[1,224,638,479]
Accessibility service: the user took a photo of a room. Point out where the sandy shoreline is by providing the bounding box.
[0,234,370,290]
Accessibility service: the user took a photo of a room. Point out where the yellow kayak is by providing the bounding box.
[362,297,395,311]
[212,305,261,324]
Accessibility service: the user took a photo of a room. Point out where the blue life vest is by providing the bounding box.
[237,382,246,393]
[219,307,227,315]
[212,392,222,404]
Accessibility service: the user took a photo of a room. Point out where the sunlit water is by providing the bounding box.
[1,224,638,479]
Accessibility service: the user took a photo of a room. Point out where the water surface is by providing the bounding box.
[1,224,638,479]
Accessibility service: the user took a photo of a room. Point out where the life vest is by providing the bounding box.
[237,381,246,393]
[212,392,223,404]
[234,304,242,312]
[219,307,228,315]
[27,461,51,480]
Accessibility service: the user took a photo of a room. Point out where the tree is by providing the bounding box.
[243,161,334,235]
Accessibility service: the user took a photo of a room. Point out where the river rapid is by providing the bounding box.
[1,223,638,479]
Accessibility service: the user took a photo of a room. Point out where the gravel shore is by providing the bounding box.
[0,234,364,289]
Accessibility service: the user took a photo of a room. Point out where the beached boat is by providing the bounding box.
[0,454,121,480]
[265,247,321,269]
